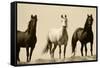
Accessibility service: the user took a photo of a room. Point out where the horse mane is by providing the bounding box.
[31,20,37,35]
[25,16,37,35]
[84,19,89,30]
[25,20,31,33]
[32,16,37,35]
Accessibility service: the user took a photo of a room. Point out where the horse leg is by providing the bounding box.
[49,43,52,58]
[59,45,61,59]
[64,44,67,59]
[26,47,29,62]
[29,45,35,62]
[17,47,20,62]
[51,44,57,59]
[72,40,77,57]
[85,44,87,56]
[90,42,93,56]
[81,43,84,56]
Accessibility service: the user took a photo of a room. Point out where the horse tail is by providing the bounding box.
[72,30,78,54]
[43,38,51,54]
[43,44,49,54]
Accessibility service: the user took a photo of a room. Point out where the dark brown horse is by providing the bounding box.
[17,15,37,62]
[72,14,93,56]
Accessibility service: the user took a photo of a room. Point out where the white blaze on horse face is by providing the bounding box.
[65,17,68,27]
[61,17,67,27]
[61,18,64,26]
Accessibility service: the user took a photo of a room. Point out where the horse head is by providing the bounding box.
[30,14,37,27]
[61,14,68,28]
[28,14,37,34]
[84,14,93,31]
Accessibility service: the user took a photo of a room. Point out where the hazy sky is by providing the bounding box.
[17,3,96,62]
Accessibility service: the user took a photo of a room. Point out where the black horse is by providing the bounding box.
[17,15,37,62]
[72,14,93,56]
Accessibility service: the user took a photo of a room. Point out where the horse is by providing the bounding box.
[43,14,68,59]
[71,14,93,56]
[17,15,37,62]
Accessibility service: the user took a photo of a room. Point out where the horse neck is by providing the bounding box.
[84,24,92,32]
[30,22,37,36]
[62,27,67,35]
[25,22,37,38]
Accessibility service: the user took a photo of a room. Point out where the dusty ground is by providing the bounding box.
[17,55,96,64]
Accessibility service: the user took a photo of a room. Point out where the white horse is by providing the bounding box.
[43,14,68,59]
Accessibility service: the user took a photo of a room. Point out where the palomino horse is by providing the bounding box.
[71,14,93,56]
[43,14,68,59]
[17,15,37,62]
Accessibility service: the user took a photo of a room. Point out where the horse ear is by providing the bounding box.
[61,14,63,18]
[90,14,93,21]
[31,14,34,19]
[65,14,67,18]
[87,14,89,17]
[35,15,37,17]
[90,14,92,17]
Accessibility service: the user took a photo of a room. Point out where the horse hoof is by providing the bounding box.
[71,54,75,58]
[27,59,29,62]
[63,57,65,59]
[27,60,29,62]
[17,60,20,63]
[27,59,31,62]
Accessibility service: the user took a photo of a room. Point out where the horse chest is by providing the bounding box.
[48,27,68,45]
[58,32,68,45]
[48,29,61,42]
[80,31,93,43]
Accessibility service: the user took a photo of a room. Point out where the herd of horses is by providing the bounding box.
[17,14,94,62]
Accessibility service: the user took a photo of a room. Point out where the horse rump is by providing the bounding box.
[43,38,51,54]
[71,28,84,55]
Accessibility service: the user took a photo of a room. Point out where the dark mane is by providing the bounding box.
[30,15,37,36]
[26,15,37,35]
